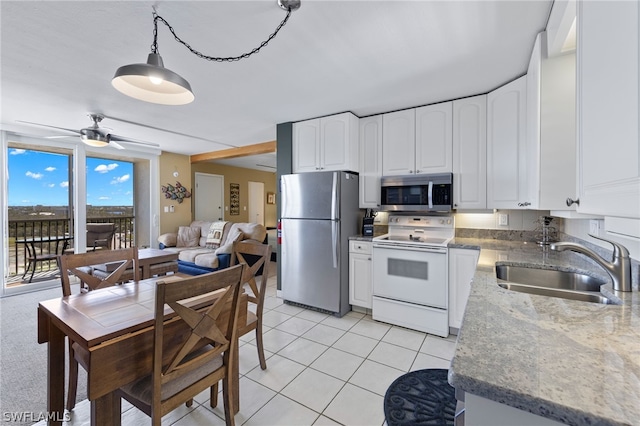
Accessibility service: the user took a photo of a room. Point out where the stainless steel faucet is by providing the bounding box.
[550,234,632,292]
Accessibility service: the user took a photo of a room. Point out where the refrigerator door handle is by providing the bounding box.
[332,220,339,268]
[331,172,338,221]
[281,177,288,217]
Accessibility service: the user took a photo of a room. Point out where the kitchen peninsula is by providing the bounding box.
[448,238,640,426]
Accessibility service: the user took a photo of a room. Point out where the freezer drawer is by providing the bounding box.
[281,218,344,313]
[372,296,449,337]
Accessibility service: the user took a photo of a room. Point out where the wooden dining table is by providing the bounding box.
[37,276,247,426]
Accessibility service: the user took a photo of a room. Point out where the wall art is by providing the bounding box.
[161,181,191,204]
[230,183,240,215]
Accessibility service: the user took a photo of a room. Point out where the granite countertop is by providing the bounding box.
[447,237,640,426]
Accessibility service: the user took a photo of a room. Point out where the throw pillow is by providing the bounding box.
[157,233,177,247]
[205,221,230,249]
[214,228,244,255]
[177,226,200,248]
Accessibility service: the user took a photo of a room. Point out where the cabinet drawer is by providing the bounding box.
[349,241,371,255]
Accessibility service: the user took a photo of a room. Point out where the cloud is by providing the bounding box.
[98,196,110,200]
[60,181,69,188]
[45,166,56,172]
[94,163,119,174]
[26,171,43,179]
[10,149,26,155]
[111,174,130,184]
[48,183,55,188]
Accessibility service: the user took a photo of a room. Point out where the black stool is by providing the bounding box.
[384,368,457,426]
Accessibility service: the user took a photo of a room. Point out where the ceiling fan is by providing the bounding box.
[17,113,159,150]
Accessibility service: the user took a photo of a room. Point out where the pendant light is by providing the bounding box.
[112,0,301,106]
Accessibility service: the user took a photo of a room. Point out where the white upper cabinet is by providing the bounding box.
[576,0,640,219]
[415,102,453,174]
[359,115,383,209]
[382,103,453,176]
[487,76,530,209]
[526,32,577,211]
[293,112,359,173]
[382,109,415,175]
[453,95,487,210]
[293,120,321,173]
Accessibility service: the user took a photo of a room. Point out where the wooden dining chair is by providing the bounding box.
[116,264,245,426]
[58,247,139,411]
[230,241,272,370]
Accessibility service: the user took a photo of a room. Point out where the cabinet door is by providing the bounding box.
[349,252,372,309]
[382,109,416,175]
[322,114,349,171]
[453,95,487,209]
[293,119,321,173]
[448,248,479,331]
[359,115,383,208]
[577,0,640,219]
[415,102,453,174]
[487,76,529,209]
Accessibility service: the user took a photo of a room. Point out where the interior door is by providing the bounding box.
[195,173,224,221]
[248,181,265,225]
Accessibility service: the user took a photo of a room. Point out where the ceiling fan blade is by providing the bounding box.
[16,120,80,135]
[45,135,76,139]
[109,134,160,148]
[109,140,126,150]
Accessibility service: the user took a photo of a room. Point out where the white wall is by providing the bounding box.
[564,217,640,261]
[454,210,550,231]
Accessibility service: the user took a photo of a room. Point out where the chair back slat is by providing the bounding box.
[59,247,139,296]
[230,242,272,308]
[152,264,245,400]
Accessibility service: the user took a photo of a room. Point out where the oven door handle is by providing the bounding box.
[428,181,434,209]
[373,243,447,254]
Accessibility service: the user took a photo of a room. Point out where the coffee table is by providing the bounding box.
[92,248,178,281]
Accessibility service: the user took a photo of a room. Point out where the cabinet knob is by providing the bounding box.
[409,170,414,174]
[416,170,421,174]
[517,201,531,207]
[566,197,580,207]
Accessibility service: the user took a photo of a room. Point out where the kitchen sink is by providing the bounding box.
[496,265,616,305]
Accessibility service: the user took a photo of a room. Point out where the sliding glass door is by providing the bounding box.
[1,132,160,296]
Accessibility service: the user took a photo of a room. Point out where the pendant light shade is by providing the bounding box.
[112,53,194,106]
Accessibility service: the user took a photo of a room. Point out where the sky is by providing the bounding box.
[7,148,133,206]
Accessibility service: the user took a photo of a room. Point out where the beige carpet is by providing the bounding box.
[0,285,88,426]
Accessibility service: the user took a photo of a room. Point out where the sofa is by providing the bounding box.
[158,220,267,275]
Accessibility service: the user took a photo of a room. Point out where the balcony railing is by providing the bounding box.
[7,216,135,278]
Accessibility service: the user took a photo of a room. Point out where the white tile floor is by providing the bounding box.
[45,272,458,426]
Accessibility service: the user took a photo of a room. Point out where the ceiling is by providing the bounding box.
[0,0,552,172]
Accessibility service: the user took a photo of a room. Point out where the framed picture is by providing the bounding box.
[267,192,275,204]
[230,183,240,215]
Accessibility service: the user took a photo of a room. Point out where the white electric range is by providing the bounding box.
[371,214,454,337]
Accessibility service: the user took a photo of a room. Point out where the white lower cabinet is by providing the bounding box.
[448,248,480,332]
[464,393,564,426]
[349,240,372,309]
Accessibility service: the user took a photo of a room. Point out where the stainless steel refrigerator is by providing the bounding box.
[280,171,359,317]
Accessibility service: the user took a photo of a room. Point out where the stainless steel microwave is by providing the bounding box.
[380,173,453,212]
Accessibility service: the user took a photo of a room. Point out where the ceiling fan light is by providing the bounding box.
[80,128,110,147]
[112,53,194,106]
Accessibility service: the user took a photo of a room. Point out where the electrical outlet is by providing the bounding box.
[169,205,175,213]
[498,213,509,226]
[163,206,169,213]
[589,219,600,235]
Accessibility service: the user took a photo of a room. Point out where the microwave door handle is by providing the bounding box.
[428,181,433,209]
